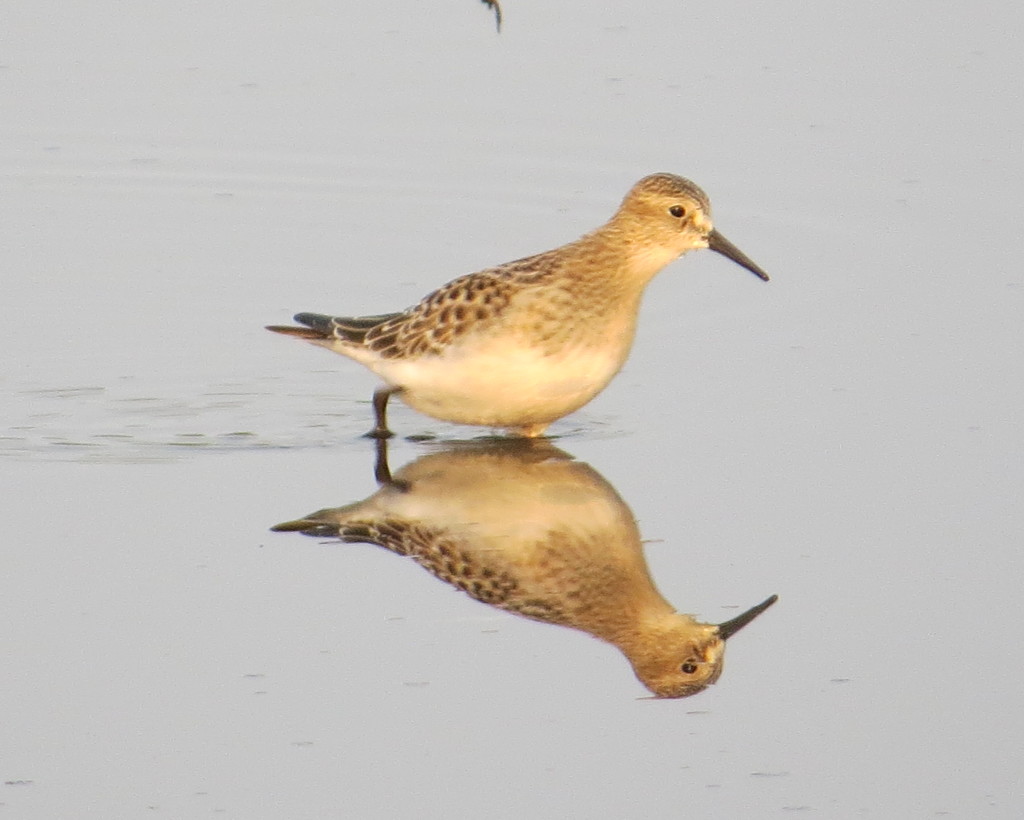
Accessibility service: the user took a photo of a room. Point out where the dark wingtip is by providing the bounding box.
[269,519,308,532]
[270,518,339,536]
[294,312,335,332]
[265,312,335,339]
[265,324,326,339]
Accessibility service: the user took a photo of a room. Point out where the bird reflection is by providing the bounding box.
[272,440,776,698]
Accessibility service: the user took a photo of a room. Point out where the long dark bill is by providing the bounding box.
[717,594,779,640]
[707,229,770,281]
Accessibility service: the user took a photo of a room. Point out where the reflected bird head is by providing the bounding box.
[631,594,778,698]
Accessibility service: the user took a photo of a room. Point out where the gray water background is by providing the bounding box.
[2,1,1023,817]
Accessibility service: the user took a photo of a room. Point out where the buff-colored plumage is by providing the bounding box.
[273,440,777,698]
[268,174,768,437]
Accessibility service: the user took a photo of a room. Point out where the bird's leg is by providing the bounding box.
[373,436,393,485]
[371,431,410,491]
[365,386,398,439]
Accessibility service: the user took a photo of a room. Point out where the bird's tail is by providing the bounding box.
[266,311,400,343]
[266,312,335,339]
[271,505,382,545]
[270,515,341,537]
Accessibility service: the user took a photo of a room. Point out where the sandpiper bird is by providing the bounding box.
[272,440,777,698]
[267,174,768,438]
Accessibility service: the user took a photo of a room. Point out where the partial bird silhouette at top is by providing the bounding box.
[480,0,502,31]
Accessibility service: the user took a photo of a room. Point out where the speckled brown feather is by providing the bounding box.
[351,245,622,359]
[363,265,525,358]
[267,173,769,435]
[271,440,778,697]
[277,514,565,621]
[270,175,734,363]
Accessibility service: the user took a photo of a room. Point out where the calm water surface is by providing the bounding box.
[3,1,1023,817]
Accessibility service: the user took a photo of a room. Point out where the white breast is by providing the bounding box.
[371,339,629,428]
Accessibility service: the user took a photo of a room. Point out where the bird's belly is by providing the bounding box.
[376,343,626,427]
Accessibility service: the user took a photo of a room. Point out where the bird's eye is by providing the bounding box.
[669,205,686,218]
[681,662,698,674]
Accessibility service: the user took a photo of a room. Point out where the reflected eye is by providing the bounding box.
[669,205,686,218]
[681,662,698,675]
